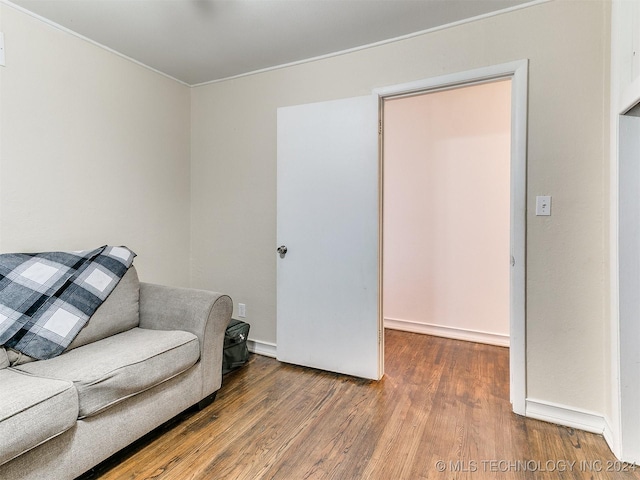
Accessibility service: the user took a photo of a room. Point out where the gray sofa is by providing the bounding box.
[0,266,232,480]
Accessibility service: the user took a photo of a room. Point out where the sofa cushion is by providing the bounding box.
[0,369,78,466]
[5,267,141,367]
[0,348,7,369]
[66,265,140,351]
[15,327,199,418]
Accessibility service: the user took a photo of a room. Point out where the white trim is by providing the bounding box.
[509,60,529,417]
[373,60,527,97]
[0,0,190,87]
[608,0,623,461]
[192,1,546,87]
[385,317,509,347]
[525,399,607,435]
[247,338,277,358]
[603,415,616,455]
[374,60,528,416]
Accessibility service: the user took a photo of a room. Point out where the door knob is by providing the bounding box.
[277,245,288,258]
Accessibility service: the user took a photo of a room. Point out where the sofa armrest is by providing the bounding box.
[138,283,232,400]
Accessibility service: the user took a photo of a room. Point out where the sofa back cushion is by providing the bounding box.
[4,266,140,366]
[65,266,140,351]
[0,348,7,369]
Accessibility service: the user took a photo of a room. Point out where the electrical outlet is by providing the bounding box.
[238,303,246,318]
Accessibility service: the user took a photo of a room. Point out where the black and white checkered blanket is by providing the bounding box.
[0,246,135,360]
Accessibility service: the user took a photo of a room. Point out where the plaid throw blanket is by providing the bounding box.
[0,246,135,360]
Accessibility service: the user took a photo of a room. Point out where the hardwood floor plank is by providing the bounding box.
[81,330,638,480]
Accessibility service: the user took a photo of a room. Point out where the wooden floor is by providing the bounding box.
[82,330,639,479]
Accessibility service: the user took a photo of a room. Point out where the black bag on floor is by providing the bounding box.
[222,319,250,375]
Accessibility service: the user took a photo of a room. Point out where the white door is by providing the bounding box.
[276,95,382,380]
[619,113,640,463]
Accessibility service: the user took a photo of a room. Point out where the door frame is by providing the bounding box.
[373,60,528,414]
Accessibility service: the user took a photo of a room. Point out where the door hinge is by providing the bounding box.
[378,120,383,135]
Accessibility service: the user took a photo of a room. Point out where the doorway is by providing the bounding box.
[383,80,512,346]
[375,60,528,414]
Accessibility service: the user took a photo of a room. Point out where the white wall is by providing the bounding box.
[191,0,610,416]
[383,80,511,345]
[0,4,192,286]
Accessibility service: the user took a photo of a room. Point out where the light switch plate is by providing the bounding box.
[536,195,551,216]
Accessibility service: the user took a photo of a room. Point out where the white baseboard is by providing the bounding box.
[247,338,277,358]
[525,398,606,435]
[602,415,618,458]
[384,317,510,347]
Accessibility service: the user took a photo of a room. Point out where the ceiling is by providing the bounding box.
[9,0,534,86]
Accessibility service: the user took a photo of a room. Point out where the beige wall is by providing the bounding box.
[0,0,611,420]
[0,4,192,286]
[383,81,511,341]
[191,0,610,414]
